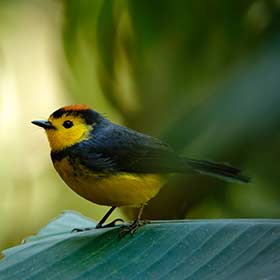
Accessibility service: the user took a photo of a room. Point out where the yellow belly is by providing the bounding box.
[53,157,165,207]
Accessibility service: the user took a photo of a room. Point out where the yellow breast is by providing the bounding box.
[53,157,165,207]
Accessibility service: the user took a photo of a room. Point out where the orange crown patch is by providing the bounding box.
[62,104,91,111]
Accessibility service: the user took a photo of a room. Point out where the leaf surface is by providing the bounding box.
[0,212,279,280]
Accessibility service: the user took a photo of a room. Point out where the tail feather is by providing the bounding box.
[185,158,250,183]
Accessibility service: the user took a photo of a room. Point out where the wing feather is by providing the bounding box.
[74,124,182,173]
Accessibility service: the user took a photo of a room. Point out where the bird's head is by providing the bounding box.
[32,104,100,151]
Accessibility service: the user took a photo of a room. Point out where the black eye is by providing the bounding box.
[63,120,73,129]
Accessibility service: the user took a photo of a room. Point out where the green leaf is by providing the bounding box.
[0,212,279,279]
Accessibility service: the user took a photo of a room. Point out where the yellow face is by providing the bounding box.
[45,114,92,151]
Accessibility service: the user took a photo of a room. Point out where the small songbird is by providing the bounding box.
[32,104,249,235]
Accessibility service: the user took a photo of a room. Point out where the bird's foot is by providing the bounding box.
[72,218,124,232]
[119,219,150,238]
[71,227,93,233]
[96,218,124,229]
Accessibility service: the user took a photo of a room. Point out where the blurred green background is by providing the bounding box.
[0,0,280,252]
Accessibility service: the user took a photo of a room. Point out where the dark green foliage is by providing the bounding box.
[61,0,280,219]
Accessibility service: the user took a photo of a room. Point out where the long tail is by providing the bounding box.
[185,158,250,183]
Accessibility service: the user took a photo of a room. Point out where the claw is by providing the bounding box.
[71,227,93,233]
[119,220,149,238]
[71,218,124,232]
[96,218,124,229]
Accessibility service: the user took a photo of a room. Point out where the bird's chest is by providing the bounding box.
[52,156,163,207]
[52,156,102,187]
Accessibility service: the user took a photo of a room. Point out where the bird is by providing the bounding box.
[32,104,249,236]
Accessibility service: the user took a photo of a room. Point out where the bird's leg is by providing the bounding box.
[119,205,148,237]
[96,206,123,229]
[72,206,123,232]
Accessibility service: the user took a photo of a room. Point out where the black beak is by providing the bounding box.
[31,120,55,129]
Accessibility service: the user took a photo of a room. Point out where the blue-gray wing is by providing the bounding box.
[75,124,184,174]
